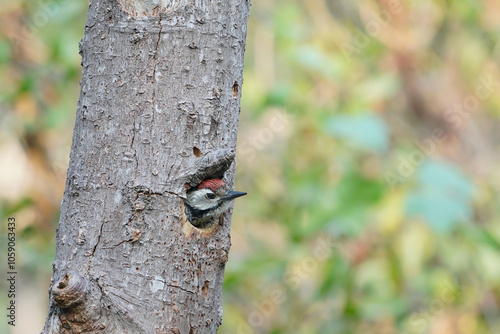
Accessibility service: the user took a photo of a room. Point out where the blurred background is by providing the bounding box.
[1,0,500,333]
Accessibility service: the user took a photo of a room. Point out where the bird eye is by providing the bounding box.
[206,193,216,199]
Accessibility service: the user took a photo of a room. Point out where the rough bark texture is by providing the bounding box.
[41,0,250,333]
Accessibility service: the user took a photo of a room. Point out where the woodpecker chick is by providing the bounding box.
[184,179,246,229]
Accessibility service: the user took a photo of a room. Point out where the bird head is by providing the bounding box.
[186,179,246,211]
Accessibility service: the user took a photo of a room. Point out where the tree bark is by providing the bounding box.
[41,0,250,333]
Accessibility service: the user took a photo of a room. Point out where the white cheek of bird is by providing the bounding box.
[184,179,246,229]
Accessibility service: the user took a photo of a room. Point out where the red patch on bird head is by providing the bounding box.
[198,179,225,192]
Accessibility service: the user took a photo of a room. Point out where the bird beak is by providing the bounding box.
[223,191,247,201]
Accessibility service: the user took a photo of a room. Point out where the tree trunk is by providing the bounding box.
[41,0,250,333]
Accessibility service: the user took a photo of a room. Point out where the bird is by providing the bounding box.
[184,179,246,229]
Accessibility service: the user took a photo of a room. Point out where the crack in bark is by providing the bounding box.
[151,15,162,133]
[95,277,106,301]
[103,238,133,249]
[166,284,197,295]
[130,118,136,150]
[164,190,181,198]
[152,19,161,92]
[88,221,105,272]
[129,117,138,178]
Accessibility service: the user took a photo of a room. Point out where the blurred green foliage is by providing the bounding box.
[1,0,500,333]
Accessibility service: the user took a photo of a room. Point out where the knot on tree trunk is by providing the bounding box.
[52,271,87,309]
[185,148,235,189]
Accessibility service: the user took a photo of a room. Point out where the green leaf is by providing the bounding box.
[418,160,474,202]
[406,192,471,233]
[405,160,474,233]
